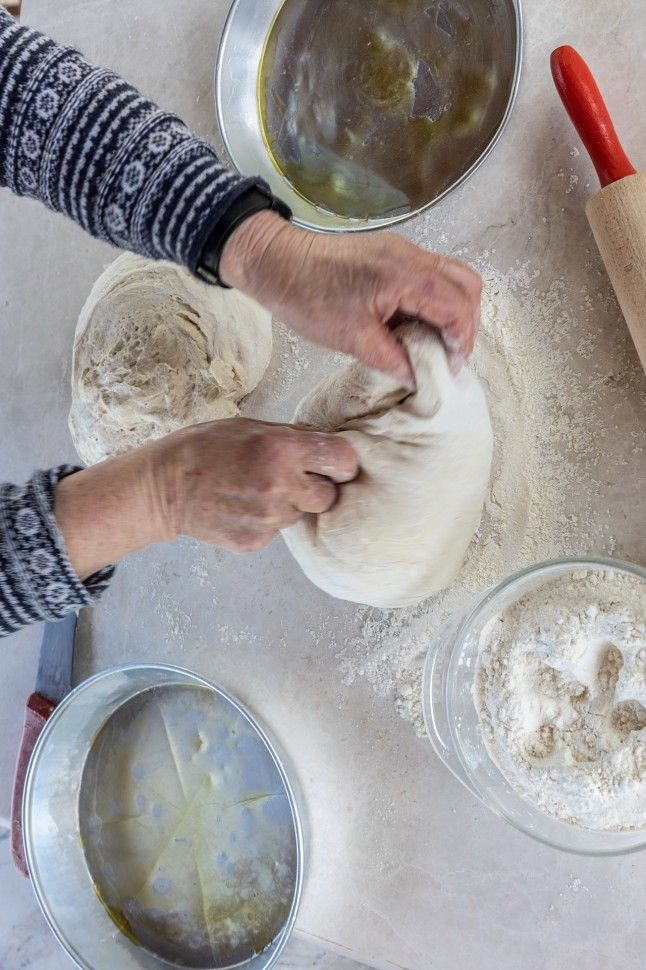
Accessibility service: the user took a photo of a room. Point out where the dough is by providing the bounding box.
[69,253,272,464]
[283,324,493,608]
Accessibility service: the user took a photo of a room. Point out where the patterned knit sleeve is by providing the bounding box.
[0,467,114,637]
[0,9,267,273]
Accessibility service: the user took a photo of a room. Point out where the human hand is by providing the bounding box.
[149,418,358,551]
[219,211,482,389]
[55,418,358,578]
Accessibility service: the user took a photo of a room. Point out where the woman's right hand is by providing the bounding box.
[54,418,358,580]
[148,417,358,551]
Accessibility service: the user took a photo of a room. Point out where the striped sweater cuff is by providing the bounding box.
[0,466,114,635]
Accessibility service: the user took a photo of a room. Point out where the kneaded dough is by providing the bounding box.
[69,253,272,465]
[283,324,493,608]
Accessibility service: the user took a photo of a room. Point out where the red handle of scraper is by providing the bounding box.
[10,692,55,877]
[550,45,636,188]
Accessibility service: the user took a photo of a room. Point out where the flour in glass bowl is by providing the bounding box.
[473,568,646,831]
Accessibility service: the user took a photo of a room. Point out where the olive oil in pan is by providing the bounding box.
[259,0,516,219]
[79,685,297,968]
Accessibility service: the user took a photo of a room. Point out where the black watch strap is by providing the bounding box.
[196,186,292,287]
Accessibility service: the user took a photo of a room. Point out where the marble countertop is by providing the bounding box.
[1,2,645,969]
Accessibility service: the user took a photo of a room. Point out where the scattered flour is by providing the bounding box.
[473,567,646,831]
[274,322,310,392]
[272,321,349,397]
[333,261,645,733]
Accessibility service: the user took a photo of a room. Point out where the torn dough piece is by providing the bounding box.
[69,253,272,464]
[283,324,493,608]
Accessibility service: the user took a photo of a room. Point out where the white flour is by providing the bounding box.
[333,260,645,733]
[473,568,646,831]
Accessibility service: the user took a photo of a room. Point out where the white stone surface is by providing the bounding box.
[0,2,645,969]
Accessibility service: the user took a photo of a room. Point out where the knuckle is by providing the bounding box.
[258,475,283,498]
[314,432,350,461]
[249,432,281,465]
[449,260,482,301]
[412,248,442,275]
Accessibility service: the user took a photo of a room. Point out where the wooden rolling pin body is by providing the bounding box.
[586,173,646,369]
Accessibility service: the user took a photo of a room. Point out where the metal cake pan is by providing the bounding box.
[215,0,523,231]
[22,663,306,970]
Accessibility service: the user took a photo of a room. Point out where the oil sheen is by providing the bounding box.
[79,685,297,968]
[259,0,516,218]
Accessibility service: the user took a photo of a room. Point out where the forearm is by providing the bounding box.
[0,8,265,272]
[53,449,166,580]
[0,448,165,637]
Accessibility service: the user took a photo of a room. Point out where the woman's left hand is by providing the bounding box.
[220,210,483,390]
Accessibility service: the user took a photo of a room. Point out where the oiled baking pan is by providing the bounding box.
[216,0,523,230]
[23,664,306,970]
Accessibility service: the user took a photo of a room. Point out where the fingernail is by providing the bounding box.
[443,332,461,353]
[449,352,465,375]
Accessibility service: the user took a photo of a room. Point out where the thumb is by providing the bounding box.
[353,321,416,391]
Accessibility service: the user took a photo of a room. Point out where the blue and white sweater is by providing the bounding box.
[0,9,265,636]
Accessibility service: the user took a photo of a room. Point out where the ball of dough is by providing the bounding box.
[282,324,493,608]
[69,254,272,465]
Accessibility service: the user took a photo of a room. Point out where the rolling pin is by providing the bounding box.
[551,45,646,371]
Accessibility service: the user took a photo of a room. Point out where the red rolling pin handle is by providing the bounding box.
[550,45,636,188]
[10,692,55,877]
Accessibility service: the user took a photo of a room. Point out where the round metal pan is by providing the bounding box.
[216,0,523,231]
[23,664,306,970]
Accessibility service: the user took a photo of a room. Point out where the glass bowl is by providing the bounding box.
[422,557,646,856]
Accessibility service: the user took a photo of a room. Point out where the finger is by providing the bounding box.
[437,255,483,304]
[297,473,338,514]
[446,299,480,371]
[430,257,482,357]
[298,432,359,482]
[396,259,480,359]
[442,327,467,373]
[400,276,473,355]
[352,321,416,390]
[447,349,466,375]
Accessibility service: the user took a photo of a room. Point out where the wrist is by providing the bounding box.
[218,209,296,292]
[144,433,188,542]
[54,447,169,579]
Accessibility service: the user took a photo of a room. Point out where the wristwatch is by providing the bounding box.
[196,186,292,287]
